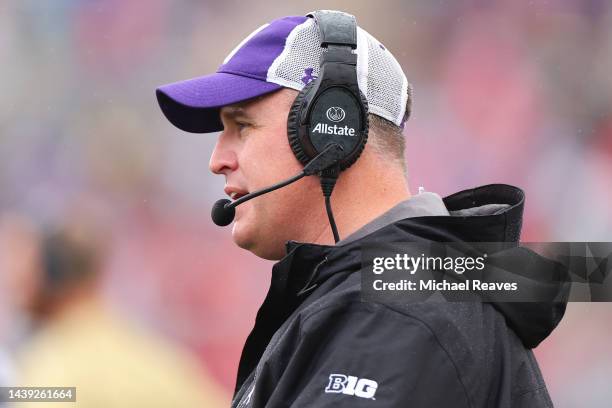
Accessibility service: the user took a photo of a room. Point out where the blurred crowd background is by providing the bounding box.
[0,0,611,407]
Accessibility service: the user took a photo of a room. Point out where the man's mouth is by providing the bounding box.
[230,191,248,200]
[225,186,249,201]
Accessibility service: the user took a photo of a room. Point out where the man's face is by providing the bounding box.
[209,89,324,260]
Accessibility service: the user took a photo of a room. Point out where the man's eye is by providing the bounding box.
[236,121,251,131]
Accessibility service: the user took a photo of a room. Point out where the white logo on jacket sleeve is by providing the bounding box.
[325,374,378,399]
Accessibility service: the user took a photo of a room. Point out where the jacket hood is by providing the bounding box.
[283,184,569,349]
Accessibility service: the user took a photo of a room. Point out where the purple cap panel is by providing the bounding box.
[218,16,307,80]
[156,16,307,133]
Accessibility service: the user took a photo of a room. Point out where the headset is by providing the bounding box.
[212,10,369,243]
[287,10,368,173]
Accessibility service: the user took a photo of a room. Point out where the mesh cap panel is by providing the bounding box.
[267,18,410,126]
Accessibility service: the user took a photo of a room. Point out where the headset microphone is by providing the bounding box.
[211,143,344,227]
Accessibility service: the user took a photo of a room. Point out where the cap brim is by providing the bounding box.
[156,73,282,133]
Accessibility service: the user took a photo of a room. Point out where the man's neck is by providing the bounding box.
[310,168,411,246]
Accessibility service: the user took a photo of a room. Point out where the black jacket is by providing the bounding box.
[231,184,568,408]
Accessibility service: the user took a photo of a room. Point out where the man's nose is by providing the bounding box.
[209,133,238,175]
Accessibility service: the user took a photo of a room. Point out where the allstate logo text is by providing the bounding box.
[314,106,355,136]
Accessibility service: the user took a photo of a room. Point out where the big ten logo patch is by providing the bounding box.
[325,374,378,399]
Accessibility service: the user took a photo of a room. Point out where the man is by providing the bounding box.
[0,216,228,407]
[157,11,566,407]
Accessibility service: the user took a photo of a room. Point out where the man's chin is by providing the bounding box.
[231,221,284,261]
[231,221,253,251]
[231,208,254,249]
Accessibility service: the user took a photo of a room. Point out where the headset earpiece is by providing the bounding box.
[287,82,369,171]
[287,80,318,166]
[286,11,369,173]
[288,84,368,171]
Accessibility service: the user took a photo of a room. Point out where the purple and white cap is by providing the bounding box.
[156,12,410,133]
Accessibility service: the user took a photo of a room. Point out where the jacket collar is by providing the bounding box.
[279,183,526,295]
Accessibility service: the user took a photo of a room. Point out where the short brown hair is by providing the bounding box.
[367,85,413,174]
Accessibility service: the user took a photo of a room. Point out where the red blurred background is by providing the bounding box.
[1,1,611,406]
